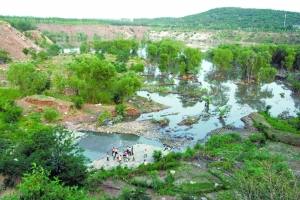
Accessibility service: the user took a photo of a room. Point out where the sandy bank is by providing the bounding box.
[88,143,171,170]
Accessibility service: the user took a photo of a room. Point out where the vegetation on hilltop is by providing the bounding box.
[1,7,300,32]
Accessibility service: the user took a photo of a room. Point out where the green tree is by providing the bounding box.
[7,62,50,96]
[46,44,61,57]
[68,55,117,103]
[212,48,233,73]
[116,48,130,63]
[238,48,256,82]
[130,63,145,73]
[43,106,59,122]
[180,47,203,75]
[180,61,187,76]
[37,50,49,61]
[80,42,89,53]
[13,164,90,200]
[285,47,296,71]
[98,109,111,125]
[113,71,142,104]
[131,38,140,55]
[0,127,89,187]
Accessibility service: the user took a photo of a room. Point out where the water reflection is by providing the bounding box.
[136,59,300,142]
[79,57,300,160]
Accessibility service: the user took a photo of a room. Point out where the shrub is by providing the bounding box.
[130,63,145,73]
[292,81,300,93]
[115,104,127,116]
[249,133,266,145]
[3,106,23,123]
[165,172,175,185]
[98,109,111,125]
[72,96,84,109]
[193,142,203,150]
[97,92,112,104]
[183,146,196,158]
[151,118,158,123]
[152,150,163,163]
[113,115,123,123]
[43,106,59,122]
[205,133,241,149]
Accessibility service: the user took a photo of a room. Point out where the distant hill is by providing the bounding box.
[176,7,300,30]
[134,7,300,30]
[1,7,300,31]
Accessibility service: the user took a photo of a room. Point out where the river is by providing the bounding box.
[78,55,300,161]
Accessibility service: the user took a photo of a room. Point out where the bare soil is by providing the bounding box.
[15,94,167,134]
[37,24,148,46]
[0,22,41,60]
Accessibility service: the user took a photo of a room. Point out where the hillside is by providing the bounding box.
[0,21,41,59]
[2,7,300,31]
[172,7,300,29]
[37,24,148,47]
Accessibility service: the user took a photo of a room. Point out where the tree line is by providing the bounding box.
[2,7,300,32]
[206,43,300,92]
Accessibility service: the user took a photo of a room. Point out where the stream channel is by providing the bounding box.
[77,56,300,161]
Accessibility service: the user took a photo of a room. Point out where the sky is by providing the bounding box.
[0,0,299,19]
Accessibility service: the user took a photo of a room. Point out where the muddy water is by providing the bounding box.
[78,59,300,161]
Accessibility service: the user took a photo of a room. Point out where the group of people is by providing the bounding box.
[105,146,148,165]
[106,146,135,163]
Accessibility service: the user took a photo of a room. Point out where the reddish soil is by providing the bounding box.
[15,96,141,126]
[37,24,148,46]
[0,22,41,60]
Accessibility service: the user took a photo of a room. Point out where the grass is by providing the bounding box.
[259,112,299,134]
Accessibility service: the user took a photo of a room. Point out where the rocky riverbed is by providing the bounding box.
[64,112,264,151]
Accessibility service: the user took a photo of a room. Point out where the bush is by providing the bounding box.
[193,142,203,150]
[130,63,145,73]
[183,146,196,158]
[115,104,127,116]
[0,50,12,63]
[72,96,84,109]
[165,172,175,185]
[98,109,111,125]
[113,62,127,73]
[249,133,266,145]
[205,133,241,149]
[3,106,23,123]
[152,150,163,163]
[151,118,158,123]
[43,106,59,122]
[113,115,123,123]
[97,92,113,104]
[292,81,300,93]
